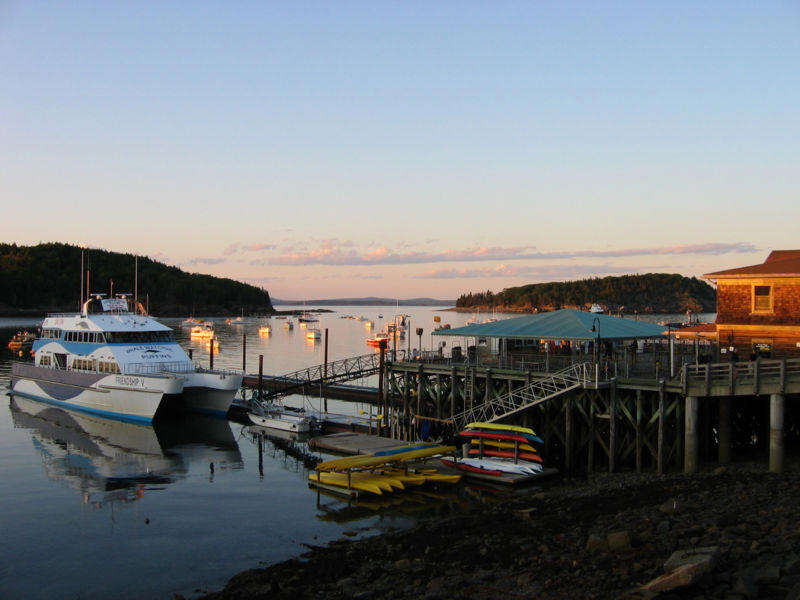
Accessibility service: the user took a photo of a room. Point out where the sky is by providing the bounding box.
[1,2,798,300]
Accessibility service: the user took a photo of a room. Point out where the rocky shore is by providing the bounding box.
[198,460,800,600]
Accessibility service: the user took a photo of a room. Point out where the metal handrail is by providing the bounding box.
[452,361,590,429]
[256,353,382,400]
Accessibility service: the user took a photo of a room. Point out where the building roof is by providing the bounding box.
[705,250,800,279]
[432,309,667,341]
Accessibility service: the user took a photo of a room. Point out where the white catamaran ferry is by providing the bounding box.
[10,295,242,423]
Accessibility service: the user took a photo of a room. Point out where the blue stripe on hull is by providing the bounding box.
[8,390,154,425]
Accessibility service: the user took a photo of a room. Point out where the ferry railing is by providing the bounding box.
[124,361,195,375]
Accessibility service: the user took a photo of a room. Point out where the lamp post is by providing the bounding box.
[591,317,601,386]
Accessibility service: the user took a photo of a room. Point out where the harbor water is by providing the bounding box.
[0,306,711,599]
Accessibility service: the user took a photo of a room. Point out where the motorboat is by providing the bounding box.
[306,327,321,340]
[366,331,390,348]
[284,321,294,330]
[247,402,317,433]
[365,320,374,329]
[589,303,604,314]
[259,324,271,335]
[190,322,215,338]
[7,331,35,352]
[9,294,242,423]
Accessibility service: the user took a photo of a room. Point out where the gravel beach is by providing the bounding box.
[197,458,800,600]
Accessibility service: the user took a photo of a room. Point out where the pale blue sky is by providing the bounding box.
[2,2,798,299]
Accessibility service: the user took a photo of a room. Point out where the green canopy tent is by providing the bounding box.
[433,309,668,341]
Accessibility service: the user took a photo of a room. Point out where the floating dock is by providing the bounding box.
[309,432,418,455]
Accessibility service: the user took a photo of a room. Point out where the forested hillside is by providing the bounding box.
[0,243,273,316]
[456,274,716,314]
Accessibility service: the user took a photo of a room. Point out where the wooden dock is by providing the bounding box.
[308,432,415,455]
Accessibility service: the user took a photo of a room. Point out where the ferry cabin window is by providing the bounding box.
[104,331,175,344]
[39,355,51,366]
[754,286,772,312]
[42,329,60,339]
[64,331,106,343]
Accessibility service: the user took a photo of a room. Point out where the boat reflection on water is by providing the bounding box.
[9,395,242,510]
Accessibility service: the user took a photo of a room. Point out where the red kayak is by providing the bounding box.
[468,448,543,463]
[440,458,503,477]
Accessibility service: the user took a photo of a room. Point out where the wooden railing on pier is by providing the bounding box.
[682,358,800,397]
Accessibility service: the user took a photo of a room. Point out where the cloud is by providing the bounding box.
[242,243,276,252]
[224,242,278,255]
[188,257,227,265]
[265,241,757,267]
[415,263,624,279]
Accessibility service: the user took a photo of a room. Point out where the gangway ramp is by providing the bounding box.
[243,353,381,401]
[452,362,589,430]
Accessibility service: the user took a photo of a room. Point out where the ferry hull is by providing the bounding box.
[10,363,182,423]
[181,371,243,416]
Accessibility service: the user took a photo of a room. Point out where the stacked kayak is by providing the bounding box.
[442,422,546,482]
[309,443,460,497]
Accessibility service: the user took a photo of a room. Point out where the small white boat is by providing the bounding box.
[306,328,321,340]
[589,303,604,314]
[248,405,315,433]
[190,323,215,338]
[365,320,374,329]
[259,325,271,335]
[284,321,294,330]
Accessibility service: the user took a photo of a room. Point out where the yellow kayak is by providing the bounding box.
[466,422,538,436]
[316,445,456,472]
[383,468,462,485]
[309,471,406,494]
[469,438,537,453]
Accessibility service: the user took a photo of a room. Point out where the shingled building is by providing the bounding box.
[705,250,800,358]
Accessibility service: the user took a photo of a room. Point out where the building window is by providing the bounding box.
[753,286,772,312]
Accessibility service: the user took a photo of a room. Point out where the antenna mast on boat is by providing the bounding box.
[134,255,138,315]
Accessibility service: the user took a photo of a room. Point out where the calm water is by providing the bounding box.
[0,306,712,599]
[0,305,474,600]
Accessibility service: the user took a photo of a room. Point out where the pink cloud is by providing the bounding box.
[415,263,627,279]
[266,241,757,267]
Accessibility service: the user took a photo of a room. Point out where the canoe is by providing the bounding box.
[466,421,539,436]
[469,438,537,453]
[467,448,543,464]
[460,429,543,446]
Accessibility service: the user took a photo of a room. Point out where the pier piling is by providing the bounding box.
[770,393,785,473]
[684,396,699,474]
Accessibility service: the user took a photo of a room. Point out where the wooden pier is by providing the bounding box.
[235,347,800,476]
[382,357,800,476]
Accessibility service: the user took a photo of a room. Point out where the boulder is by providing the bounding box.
[586,534,608,554]
[663,547,719,573]
[607,531,631,552]
[640,561,712,594]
